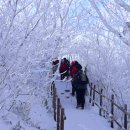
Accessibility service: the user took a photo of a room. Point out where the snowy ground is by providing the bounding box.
[55,80,116,130]
[0,79,118,130]
[0,95,56,130]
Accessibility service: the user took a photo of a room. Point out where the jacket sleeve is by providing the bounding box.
[69,66,78,77]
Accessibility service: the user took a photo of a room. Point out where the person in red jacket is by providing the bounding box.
[59,58,70,80]
[68,61,82,96]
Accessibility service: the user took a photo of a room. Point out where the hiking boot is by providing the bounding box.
[71,93,75,96]
[81,105,84,109]
[81,107,84,109]
[76,105,80,108]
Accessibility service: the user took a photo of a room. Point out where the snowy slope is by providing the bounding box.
[0,95,56,130]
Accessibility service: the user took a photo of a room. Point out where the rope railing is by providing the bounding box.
[88,83,129,130]
[51,82,66,130]
[50,65,129,130]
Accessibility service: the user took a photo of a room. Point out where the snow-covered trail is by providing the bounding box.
[55,80,116,130]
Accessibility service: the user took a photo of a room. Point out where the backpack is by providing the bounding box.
[73,70,89,85]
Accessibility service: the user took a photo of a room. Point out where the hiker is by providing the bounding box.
[73,69,89,109]
[69,61,82,96]
[52,58,59,74]
[63,58,70,76]
[59,58,70,80]
[63,58,70,67]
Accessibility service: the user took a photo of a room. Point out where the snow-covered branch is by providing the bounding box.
[88,0,129,45]
[114,0,130,13]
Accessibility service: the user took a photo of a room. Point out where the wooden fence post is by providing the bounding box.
[60,108,65,130]
[124,104,127,130]
[99,89,103,116]
[89,83,92,103]
[111,94,114,128]
[92,85,96,106]
[54,87,57,121]
[52,84,54,108]
[57,98,60,130]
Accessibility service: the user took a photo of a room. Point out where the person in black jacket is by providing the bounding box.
[52,58,59,73]
[73,69,89,109]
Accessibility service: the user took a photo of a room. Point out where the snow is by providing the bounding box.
[55,80,116,130]
[0,0,130,129]
[0,78,117,130]
[0,119,10,130]
[0,95,56,130]
[29,102,55,130]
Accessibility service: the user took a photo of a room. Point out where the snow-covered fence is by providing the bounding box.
[88,83,130,130]
[51,82,66,130]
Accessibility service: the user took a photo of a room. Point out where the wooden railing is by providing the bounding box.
[88,83,130,130]
[51,82,66,130]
